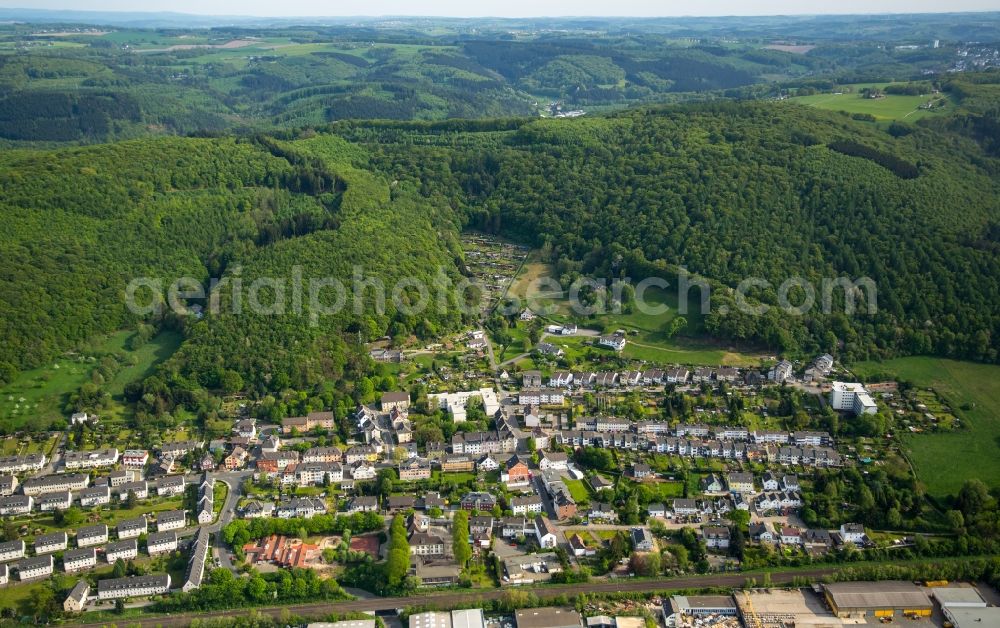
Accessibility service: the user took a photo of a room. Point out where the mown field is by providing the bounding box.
[788,83,954,121]
[853,357,1000,499]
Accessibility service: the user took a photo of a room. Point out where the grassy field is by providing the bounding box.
[788,83,954,122]
[0,329,181,431]
[853,357,1000,499]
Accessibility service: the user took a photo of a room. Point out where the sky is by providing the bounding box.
[3,0,999,17]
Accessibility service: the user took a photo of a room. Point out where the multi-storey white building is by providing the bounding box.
[97,574,170,600]
[63,448,119,470]
[829,382,878,415]
[146,531,178,555]
[17,555,53,580]
[76,524,108,548]
[105,539,138,563]
[63,548,98,573]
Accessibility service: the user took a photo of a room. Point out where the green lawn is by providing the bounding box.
[853,357,1000,499]
[564,479,592,503]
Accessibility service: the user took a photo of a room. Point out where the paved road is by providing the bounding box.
[76,567,841,628]
[206,470,253,571]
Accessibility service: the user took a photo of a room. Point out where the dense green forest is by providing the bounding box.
[0,132,468,430]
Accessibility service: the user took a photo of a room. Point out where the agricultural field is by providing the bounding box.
[788,83,954,121]
[853,357,1000,499]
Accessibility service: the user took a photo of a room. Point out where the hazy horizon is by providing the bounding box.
[2,1,999,18]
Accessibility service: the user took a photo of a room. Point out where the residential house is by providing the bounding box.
[63,448,119,471]
[106,539,139,563]
[702,526,730,549]
[768,360,793,383]
[97,574,170,600]
[399,458,432,481]
[225,446,249,470]
[38,491,72,511]
[779,527,802,545]
[233,419,257,440]
[64,580,90,612]
[630,527,655,551]
[0,540,25,562]
[146,531,178,556]
[727,472,755,494]
[156,510,186,532]
[156,475,186,496]
[749,522,774,543]
[523,371,543,388]
[588,502,617,522]
[18,555,53,580]
[34,532,68,555]
[117,517,147,540]
[380,391,410,413]
[839,523,866,545]
[647,503,666,518]
[510,495,543,515]
[348,496,379,513]
[79,485,111,507]
[122,450,149,469]
[534,515,558,549]
[63,548,97,573]
[630,463,652,479]
[409,532,446,556]
[672,499,699,517]
[282,411,335,434]
[76,524,109,548]
[598,331,627,352]
[460,492,497,512]
[23,473,89,496]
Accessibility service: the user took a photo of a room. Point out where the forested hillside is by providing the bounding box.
[339,100,1000,364]
[0,134,466,409]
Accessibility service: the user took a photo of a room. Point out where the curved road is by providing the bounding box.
[77,567,840,628]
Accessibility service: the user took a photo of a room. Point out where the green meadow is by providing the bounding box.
[853,357,1000,499]
[789,83,954,121]
[0,329,181,431]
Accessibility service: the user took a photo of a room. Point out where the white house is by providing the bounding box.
[146,532,178,556]
[97,574,170,600]
[105,539,138,563]
[0,540,25,562]
[597,331,626,352]
[538,450,568,471]
[18,555,53,580]
[839,523,866,544]
[117,517,147,539]
[63,548,97,573]
[534,515,558,549]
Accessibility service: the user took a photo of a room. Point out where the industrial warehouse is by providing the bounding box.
[822,581,933,619]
